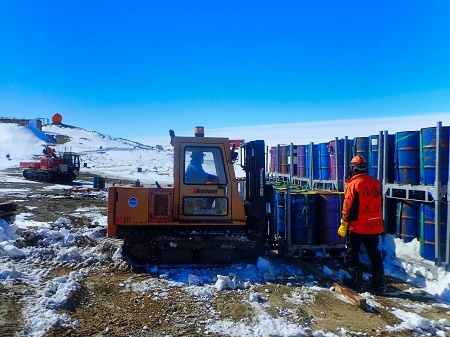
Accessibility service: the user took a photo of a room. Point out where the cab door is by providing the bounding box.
[175,140,245,223]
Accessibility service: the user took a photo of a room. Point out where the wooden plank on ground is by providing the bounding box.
[290,258,367,309]
[332,282,366,308]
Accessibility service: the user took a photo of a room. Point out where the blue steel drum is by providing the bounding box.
[305,144,319,179]
[421,203,448,261]
[319,142,330,180]
[395,131,420,184]
[329,139,345,181]
[297,145,307,177]
[368,134,396,180]
[421,126,450,185]
[317,192,345,245]
[290,191,318,245]
[396,200,420,243]
[93,176,100,189]
[313,144,320,179]
[353,137,369,161]
[93,176,105,189]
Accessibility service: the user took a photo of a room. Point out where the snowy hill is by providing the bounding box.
[43,123,158,151]
[0,122,174,185]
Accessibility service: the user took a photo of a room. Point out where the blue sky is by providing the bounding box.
[1,1,450,141]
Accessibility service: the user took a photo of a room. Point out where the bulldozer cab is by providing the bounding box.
[62,153,81,173]
[182,146,228,217]
[184,146,227,185]
[172,135,246,224]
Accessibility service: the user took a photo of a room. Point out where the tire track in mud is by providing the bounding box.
[0,283,25,336]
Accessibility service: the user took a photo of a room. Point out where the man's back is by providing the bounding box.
[344,173,383,234]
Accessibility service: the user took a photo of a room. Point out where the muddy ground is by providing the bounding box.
[1,168,449,337]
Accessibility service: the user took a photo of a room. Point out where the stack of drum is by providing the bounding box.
[273,186,345,249]
[394,126,449,262]
[267,122,449,264]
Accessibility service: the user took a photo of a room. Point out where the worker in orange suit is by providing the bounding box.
[337,155,385,293]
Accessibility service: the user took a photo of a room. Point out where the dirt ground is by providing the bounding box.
[1,168,449,337]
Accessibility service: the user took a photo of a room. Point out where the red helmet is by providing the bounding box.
[350,155,368,172]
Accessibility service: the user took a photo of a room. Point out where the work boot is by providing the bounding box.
[343,267,363,292]
[369,270,386,294]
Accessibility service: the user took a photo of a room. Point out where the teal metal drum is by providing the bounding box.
[317,192,344,245]
[396,200,420,243]
[395,131,420,184]
[421,126,450,185]
[420,203,448,262]
[290,191,318,245]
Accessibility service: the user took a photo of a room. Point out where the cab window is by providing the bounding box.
[183,197,228,216]
[184,146,227,185]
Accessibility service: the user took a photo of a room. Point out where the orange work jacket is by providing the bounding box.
[342,172,383,234]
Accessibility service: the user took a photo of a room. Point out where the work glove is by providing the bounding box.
[337,220,349,237]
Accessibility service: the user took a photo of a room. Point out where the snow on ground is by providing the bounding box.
[1,121,450,336]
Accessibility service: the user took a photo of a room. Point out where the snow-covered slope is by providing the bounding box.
[0,122,174,185]
[43,123,159,152]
